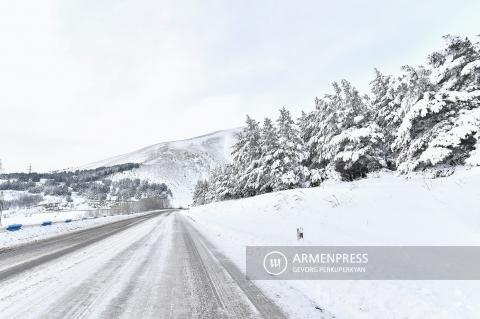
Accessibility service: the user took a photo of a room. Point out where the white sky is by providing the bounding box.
[1,0,479,172]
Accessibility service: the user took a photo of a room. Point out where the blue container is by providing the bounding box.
[41,221,53,226]
[6,224,23,231]
[65,219,72,223]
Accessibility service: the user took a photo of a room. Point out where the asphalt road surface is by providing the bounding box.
[0,210,287,319]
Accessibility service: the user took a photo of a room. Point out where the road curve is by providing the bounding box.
[0,211,287,318]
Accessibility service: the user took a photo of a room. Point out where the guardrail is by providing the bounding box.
[1,198,171,232]
[6,224,23,231]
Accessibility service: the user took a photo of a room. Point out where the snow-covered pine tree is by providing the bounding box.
[298,110,315,164]
[307,80,386,180]
[393,35,480,173]
[255,117,279,194]
[370,65,431,169]
[266,107,306,190]
[370,68,395,167]
[331,115,386,181]
[305,87,340,171]
[231,116,262,197]
[299,102,324,185]
[192,179,209,206]
[205,164,237,202]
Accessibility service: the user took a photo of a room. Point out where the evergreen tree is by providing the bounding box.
[370,65,431,168]
[268,107,305,190]
[255,117,279,194]
[298,110,315,165]
[306,80,386,180]
[231,116,262,197]
[192,180,209,206]
[393,35,480,173]
[205,164,237,202]
[330,116,386,181]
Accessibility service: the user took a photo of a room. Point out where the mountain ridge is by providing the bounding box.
[78,128,241,206]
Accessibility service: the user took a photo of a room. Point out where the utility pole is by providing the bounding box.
[28,163,32,175]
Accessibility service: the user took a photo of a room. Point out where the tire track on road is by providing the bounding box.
[0,210,171,281]
[180,214,289,318]
[43,213,170,319]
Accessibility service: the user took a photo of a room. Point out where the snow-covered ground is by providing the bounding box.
[185,166,480,319]
[0,212,150,249]
[77,128,240,206]
[0,190,97,220]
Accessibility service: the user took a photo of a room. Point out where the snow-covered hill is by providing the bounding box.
[79,128,240,206]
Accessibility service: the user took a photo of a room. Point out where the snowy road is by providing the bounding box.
[0,210,286,318]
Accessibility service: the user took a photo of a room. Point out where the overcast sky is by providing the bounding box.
[0,0,478,172]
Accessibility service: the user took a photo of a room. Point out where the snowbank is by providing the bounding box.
[185,167,480,319]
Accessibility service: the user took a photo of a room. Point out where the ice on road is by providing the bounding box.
[0,211,286,319]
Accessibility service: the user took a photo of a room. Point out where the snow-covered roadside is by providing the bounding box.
[2,210,98,227]
[0,212,151,249]
[184,167,480,319]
